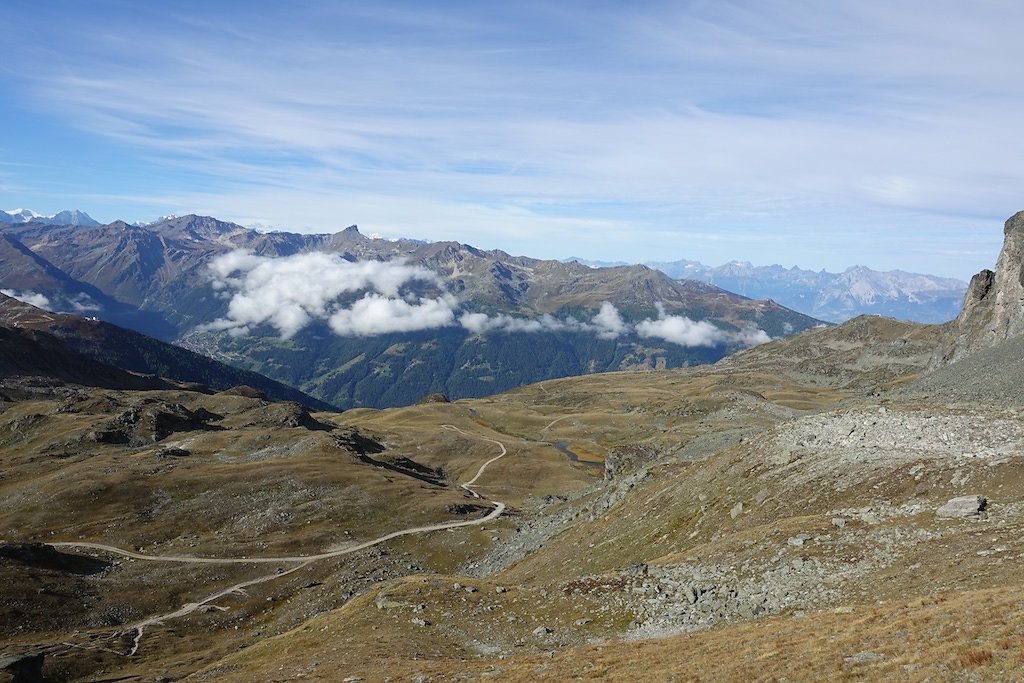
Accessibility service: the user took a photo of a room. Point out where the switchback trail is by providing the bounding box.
[51,424,509,656]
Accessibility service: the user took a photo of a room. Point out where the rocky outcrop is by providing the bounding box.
[936,495,987,520]
[88,399,223,445]
[0,542,110,574]
[0,653,44,683]
[932,211,1024,367]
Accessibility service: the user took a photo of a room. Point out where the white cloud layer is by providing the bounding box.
[0,289,101,315]
[329,293,457,336]
[5,2,1024,277]
[635,304,727,348]
[202,250,772,348]
[458,301,629,339]
[592,301,628,339]
[204,250,456,337]
[1,289,52,311]
[635,304,772,348]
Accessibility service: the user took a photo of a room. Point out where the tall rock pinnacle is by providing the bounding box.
[931,211,1024,366]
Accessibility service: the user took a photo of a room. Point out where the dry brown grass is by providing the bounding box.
[7,340,1021,683]
[198,583,1024,682]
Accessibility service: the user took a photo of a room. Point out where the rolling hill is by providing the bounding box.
[4,212,1024,682]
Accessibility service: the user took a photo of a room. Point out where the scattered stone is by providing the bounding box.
[843,651,883,665]
[533,625,552,636]
[787,533,811,547]
[831,517,847,529]
[936,495,988,520]
[730,502,744,519]
[626,562,649,576]
[374,594,407,610]
[411,618,430,627]
[495,586,507,594]
[574,618,592,625]
[859,511,882,525]
[156,447,190,458]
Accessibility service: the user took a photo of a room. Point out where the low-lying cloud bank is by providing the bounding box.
[458,301,628,339]
[204,250,456,337]
[204,250,772,348]
[1,289,101,314]
[1,288,52,310]
[636,303,772,348]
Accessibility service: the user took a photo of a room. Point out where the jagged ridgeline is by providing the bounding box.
[0,215,823,408]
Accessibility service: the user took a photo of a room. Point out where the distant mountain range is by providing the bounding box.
[0,208,100,226]
[567,257,968,324]
[0,212,822,408]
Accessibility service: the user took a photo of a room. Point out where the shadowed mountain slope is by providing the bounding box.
[0,293,335,410]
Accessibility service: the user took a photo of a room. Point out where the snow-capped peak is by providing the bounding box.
[5,208,41,219]
[0,208,100,226]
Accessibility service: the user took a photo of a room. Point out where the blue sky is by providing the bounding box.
[3,1,1023,279]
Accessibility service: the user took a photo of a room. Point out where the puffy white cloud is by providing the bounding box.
[202,258,775,349]
[204,250,457,337]
[457,312,492,333]
[733,326,773,347]
[461,301,629,338]
[68,293,101,313]
[635,304,727,348]
[592,301,627,339]
[329,293,457,336]
[1,289,52,310]
[635,303,773,348]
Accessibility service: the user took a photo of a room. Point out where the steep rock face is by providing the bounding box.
[988,211,1024,339]
[932,211,1024,366]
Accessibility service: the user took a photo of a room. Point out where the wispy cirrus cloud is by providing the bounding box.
[3,2,1023,276]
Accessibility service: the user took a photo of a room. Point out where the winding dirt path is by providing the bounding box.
[51,424,509,656]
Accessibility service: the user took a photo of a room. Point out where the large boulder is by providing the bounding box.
[936,495,987,520]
